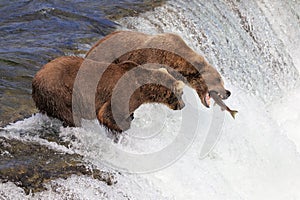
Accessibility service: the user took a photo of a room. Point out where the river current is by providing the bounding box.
[1,0,300,199]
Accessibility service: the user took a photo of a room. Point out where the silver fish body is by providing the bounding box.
[209,91,238,119]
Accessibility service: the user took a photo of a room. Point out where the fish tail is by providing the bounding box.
[230,110,238,119]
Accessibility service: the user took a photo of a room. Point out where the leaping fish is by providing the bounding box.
[209,91,238,119]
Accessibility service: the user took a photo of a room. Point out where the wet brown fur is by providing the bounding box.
[86,31,229,104]
[33,31,229,132]
[32,56,184,132]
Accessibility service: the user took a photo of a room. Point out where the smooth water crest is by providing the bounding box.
[0,0,164,126]
[1,0,300,199]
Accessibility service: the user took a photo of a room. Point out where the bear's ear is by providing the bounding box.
[119,60,139,70]
[158,68,169,74]
[174,80,185,94]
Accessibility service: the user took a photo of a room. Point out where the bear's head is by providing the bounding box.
[97,66,185,132]
[200,64,231,107]
[140,67,185,110]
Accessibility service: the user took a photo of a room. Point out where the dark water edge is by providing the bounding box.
[0,0,165,195]
[0,136,116,195]
[0,0,166,127]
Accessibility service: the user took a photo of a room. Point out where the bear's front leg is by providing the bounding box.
[97,101,134,133]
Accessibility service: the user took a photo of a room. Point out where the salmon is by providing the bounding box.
[209,91,238,119]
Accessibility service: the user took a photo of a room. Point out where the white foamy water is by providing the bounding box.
[115,0,300,199]
[1,0,300,199]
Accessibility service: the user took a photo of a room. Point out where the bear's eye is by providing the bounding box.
[219,77,224,85]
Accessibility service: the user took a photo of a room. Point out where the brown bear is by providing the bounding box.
[86,31,231,107]
[32,56,186,132]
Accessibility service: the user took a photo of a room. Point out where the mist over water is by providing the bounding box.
[115,0,300,199]
[1,0,300,199]
[119,0,299,103]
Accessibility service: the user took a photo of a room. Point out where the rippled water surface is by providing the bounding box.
[1,0,300,199]
[0,0,165,126]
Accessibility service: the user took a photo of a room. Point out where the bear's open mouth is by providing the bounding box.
[204,91,225,108]
[204,92,211,108]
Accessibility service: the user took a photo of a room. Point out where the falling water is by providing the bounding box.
[1,0,300,199]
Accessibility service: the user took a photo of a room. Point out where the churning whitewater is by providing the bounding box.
[1,0,300,199]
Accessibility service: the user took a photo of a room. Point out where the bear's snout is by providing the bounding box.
[225,90,231,98]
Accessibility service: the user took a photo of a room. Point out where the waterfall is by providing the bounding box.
[1,0,300,199]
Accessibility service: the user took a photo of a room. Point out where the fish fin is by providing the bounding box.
[230,110,238,119]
